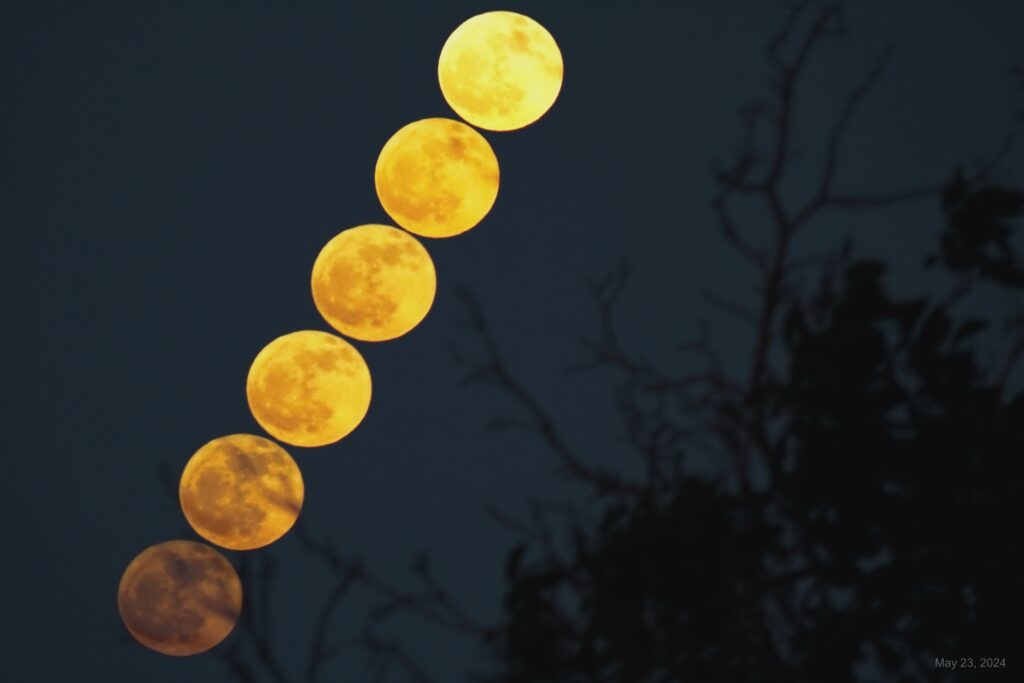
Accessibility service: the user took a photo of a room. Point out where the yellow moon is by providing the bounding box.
[438,11,564,131]
[375,117,499,238]
[117,540,242,656]
[311,224,437,341]
[246,330,372,448]
[179,434,304,550]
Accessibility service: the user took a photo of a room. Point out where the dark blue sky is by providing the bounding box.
[2,1,1022,681]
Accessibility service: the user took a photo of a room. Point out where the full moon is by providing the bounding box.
[438,11,563,131]
[179,434,304,550]
[117,540,242,656]
[311,224,437,341]
[246,330,372,448]
[375,117,499,238]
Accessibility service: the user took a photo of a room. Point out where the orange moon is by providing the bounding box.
[311,224,436,341]
[438,11,564,131]
[179,434,304,550]
[117,540,242,656]
[375,117,499,238]
[246,330,372,448]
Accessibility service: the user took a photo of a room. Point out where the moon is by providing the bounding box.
[375,117,499,238]
[117,540,242,656]
[246,330,372,448]
[179,434,304,550]
[311,224,437,341]
[438,11,563,131]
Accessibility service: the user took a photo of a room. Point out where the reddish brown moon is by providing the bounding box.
[117,540,242,656]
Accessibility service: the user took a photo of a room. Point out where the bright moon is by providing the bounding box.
[375,117,499,238]
[117,540,242,656]
[246,330,372,448]
[438,11,563,131]
[312,224,437,341]
[179,434,304,550]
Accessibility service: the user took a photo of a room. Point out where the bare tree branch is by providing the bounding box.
[794,45,897,227]
[305,563,362,683]
[236,555,291,683]
[290,520,490,682]
[700,288,759,326]
[452,286,648,498]
[361,633,435,683]
[821,186,941,208]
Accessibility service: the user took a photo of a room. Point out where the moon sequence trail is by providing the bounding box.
[119,10,562,657]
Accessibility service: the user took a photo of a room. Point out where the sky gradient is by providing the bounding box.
[2,1,1022,680]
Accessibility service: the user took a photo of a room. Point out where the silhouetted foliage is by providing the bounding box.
[936,172,1024,286]
[464,4,1024,681]
[474,175,1024,683]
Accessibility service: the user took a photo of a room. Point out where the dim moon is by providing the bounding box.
[375,117,499,238]
[117,540,242,656]
[179,434,304,551]
[246,330,372,448]
[438,11,563,131]
[311,224,436,341]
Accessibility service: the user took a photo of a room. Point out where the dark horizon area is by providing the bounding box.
[2,1,1023,681]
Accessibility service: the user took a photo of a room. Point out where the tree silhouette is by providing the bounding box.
[467,175,1024,680]
[153,3,1023,681]
[452,3,1024,682]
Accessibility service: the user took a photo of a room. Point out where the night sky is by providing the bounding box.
[2,1,1022,681]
